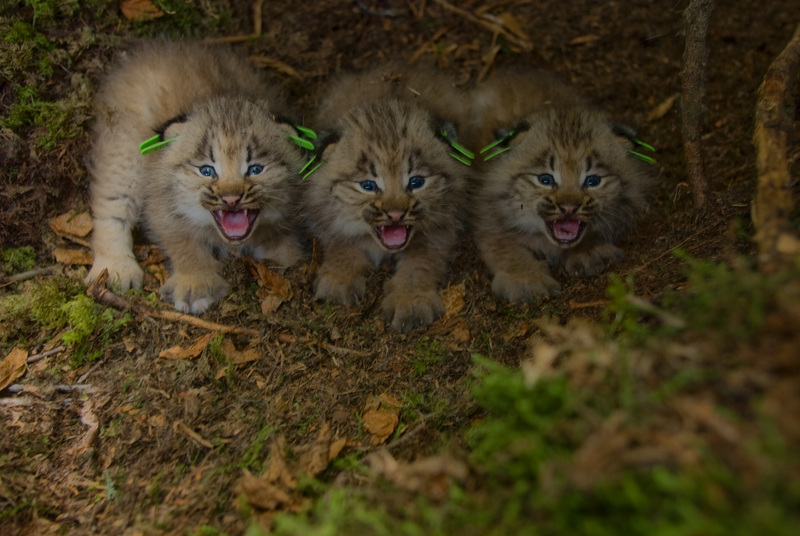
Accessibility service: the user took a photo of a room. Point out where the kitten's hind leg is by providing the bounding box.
[86,193,144,292]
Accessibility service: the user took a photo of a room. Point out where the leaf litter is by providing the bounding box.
[2,1,800,535]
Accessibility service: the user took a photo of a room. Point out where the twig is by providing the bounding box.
[0,265,57,287]
[204,0,264,43]
[26,346,65,364]
[175,419,214,449]
[680,0,714,209]
[753,22,800,274]
[86,269,260,337]
[432,0,532,52]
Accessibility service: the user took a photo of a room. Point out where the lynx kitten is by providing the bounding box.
[85,41,307,313]
[469,70,655,302]
[302,66,470,331]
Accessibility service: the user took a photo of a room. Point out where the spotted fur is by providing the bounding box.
[85,41,306,313]
[469,70,655,303]
[302,66,470,331]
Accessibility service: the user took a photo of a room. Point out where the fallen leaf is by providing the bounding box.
[646,93,680,122]
[367,449,468,501]
[362,393,401,445]
[449,319,471,343]
[220,338,260,365]
[158,333,216,360]
[253,264,292,315]
[0,347,28,391]
[69,399,99,456]
[441,281,466,318]
[52,248,93,266]
[120,0,164,21]
[236,472,293,511]
[568,34,601,45]
[297,422,337,477]
[49,210,93,238]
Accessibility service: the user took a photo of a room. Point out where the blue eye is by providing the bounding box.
[408,176,425,190]
[359,180,378,192]
[537,173,555,186]
[584,175,602,188]
[199,165,217,178]
[247,164,264,176]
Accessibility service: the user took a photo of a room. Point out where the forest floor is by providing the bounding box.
[1,1,800,535]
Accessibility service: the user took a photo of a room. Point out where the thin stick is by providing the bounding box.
[86,270,259,337]
[0,265,58,287]
[753,22,800,273]
[26,346,65,364]
[680,0,714,209]
[432,0,532,52]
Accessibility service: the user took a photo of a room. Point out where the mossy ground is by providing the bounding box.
[2,1,800,535]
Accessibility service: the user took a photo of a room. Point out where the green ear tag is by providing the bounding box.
[450,152,472,166]
[634,139,655,152]
[295,125,318,139]
[139,134,176,155]
[482,146,512,162]
[289,135,315,151]
[302,161,323,179]
[439,129,474,165]
[628,150,655,164]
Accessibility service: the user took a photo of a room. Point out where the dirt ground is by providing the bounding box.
[2,0,800,534]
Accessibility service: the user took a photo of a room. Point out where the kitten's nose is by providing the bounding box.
[386,210,405,222]
[559,204,579,216]
[222,194,242,207]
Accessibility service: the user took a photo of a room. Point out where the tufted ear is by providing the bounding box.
[311,129,342,161]
[610,122,639,150]
[156,113,188,141]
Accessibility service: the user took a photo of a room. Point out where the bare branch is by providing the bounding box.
[680,0,714,208]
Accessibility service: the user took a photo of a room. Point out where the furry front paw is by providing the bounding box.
[382,289,444,332]
[314,271,366,306]
[491,270,561,303]
[85,256,144,292]
[565,244,625,276]
[159,272,229,314]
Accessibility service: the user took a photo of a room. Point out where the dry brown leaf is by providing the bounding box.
[449,319,471,343]
[220,338,260,365]
[568,34,602,45]
[120,0,164,21]
[265,435,297,490]
[0,347,28,391]
[158,333,216,360]
[52,248,93,266]
[297,422,335,477]
[49,210,93,238]
[646,92,680,122]
[495,12,528,40]
[441,281,466,318]
[367,449,468,501]
[362,393,401,445]
[254,264,293,315]
[236,472,293,511]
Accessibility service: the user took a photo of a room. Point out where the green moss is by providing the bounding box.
[0,276,130,364]
[1,246,36,274]
[410,336,449,375]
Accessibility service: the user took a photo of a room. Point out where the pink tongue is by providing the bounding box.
[381,224,408,248]
[553,219,581,241]
[220,210,249,237]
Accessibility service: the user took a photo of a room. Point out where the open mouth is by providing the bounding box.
[211,208,259,241]
[546,218,585,246]
[374,223,410,250]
